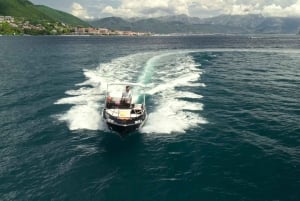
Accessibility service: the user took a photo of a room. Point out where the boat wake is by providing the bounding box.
[55,51,207,134]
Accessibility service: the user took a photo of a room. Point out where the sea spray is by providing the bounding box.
[55,51,207,133]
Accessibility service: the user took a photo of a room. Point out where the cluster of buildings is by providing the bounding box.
[74,27,151,36]
[0,16,16,26]
[1,16,150,36]
[0,16,14,22]
[0,16,46,31]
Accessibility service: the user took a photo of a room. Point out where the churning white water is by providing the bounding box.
[55,51,207,133]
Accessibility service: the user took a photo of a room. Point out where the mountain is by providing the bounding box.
[89,16,240,34]
[35,5,89,27]
[156,14,202,24]
[0,0,51,20]
[201,14,300,34]
[90,17,132,31]
[0,0,89,27]
[90,14,300,34]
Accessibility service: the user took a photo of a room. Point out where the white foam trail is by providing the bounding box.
[147,73,203,95]
[141,99,207,134]
[57,103,104,130]
[140,53,207,134]
[55,52,157,130]
[55,50,207,133]
[176,91,203,99]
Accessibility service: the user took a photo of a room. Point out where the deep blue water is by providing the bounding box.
[0,35,300,201]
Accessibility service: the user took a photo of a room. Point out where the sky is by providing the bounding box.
[30,0,300,19]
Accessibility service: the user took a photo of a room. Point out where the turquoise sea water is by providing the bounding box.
[0,35,299,201]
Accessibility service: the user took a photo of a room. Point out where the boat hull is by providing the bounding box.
[103,109,147,135]
[106,122,142,135]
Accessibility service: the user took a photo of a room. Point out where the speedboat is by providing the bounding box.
[102,82,147,135]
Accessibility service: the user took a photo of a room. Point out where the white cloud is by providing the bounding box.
[71,2,94,19]
[31,0,300,18]
[262,1,300,17]
[225,3,261,15]
[102,0,286,18]
[102,0,192,18]
[188,0,300,17]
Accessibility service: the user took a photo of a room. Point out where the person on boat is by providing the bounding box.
[106,95,113,108]
[121,85,132,107]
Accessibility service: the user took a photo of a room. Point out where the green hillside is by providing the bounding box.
[0,0,89,27]
[36,5,89,27]
[0,0,51,20]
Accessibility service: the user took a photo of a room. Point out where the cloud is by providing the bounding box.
[188,0,300,17]
[102,0,191,18]
[68,0,300,19]
[30,0,300,18]
[100,0,264,18]
[262,1,300,17]
[71,2,94,19]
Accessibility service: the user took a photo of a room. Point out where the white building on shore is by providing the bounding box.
[0,16,15,23]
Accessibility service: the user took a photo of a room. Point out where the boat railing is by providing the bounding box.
[105,97,144,119]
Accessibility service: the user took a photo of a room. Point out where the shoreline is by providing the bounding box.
[0,33,298,37]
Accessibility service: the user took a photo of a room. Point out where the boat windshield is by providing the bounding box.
[106,84,145,106]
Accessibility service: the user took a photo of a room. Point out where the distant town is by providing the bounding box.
[0,16,151,36]
[73,27,151,36]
